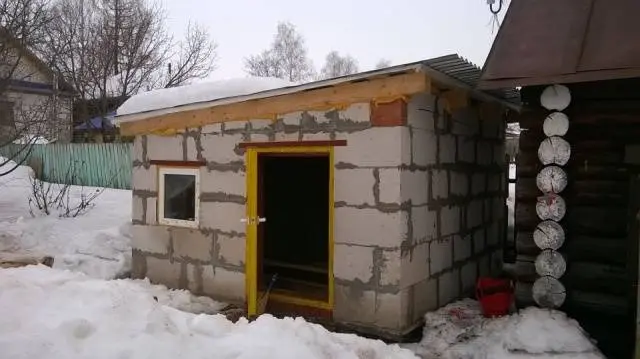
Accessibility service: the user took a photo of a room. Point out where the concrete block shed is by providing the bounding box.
[116,54,518,338]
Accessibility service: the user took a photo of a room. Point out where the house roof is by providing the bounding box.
[0,28,74,94]
[116,54,520,130]
[479,0,640,89]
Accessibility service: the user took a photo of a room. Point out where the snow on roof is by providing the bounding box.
[116,77,295,118]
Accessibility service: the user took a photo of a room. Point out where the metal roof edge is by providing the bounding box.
[418,62,521,112]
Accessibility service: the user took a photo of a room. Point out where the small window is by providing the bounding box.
[158,167,200,227]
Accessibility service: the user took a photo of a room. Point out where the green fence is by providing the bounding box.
[0,143,133,189]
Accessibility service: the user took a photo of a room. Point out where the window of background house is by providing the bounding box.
[158,167,200,228]
[0,101,15,127]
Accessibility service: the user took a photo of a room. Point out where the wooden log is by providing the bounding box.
[516,231,540,255]
[538,136,571,166]
[533,220,565,250]
[515,281,535,308]
[0,253,54,268]
[567,207,627,237]
[513,255,538,282]
[532,275,566,308]
[540,84,571,111]
[517,232,627,266]
[517,203,627,235]
[563,235,627,266]
[563,262,629,296]
[516,177,629,205]
[517,162,629,180]
[543,112,569,137]
[520,147,623,167]
[564,290,629,317]
[535,194,566,221]
[536,165,568,193]
[535,249,566,278]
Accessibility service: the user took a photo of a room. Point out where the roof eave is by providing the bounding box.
[115,64,425,125]
[479,67,640,90]
[419,63,521,112]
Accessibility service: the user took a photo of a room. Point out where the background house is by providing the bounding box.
[0,31,74,144]
[117,55,518,339]
[479,1,640,358]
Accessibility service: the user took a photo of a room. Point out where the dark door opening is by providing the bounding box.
[257,154,330,303]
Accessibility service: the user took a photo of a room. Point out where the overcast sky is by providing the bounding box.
[160,0,507,81]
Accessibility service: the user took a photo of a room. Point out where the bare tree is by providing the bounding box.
[0,0,58,177]
[244,21,314,83]
[374,58,392,69]
[41,0,218,136]
[319,51,358,79]
[160,22,218,88]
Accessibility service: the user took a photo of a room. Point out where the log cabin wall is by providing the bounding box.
[514,78,640,359]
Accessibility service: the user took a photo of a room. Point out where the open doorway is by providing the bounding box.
[257,154,330,304]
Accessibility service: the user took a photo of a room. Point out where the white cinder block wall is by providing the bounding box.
[130,92,507,338]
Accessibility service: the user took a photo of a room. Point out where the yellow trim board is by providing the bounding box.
[120,72,430,136]
[245,145,335,317]
[268,293,333,311]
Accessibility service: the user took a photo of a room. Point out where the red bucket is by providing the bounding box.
[476,277,514,318]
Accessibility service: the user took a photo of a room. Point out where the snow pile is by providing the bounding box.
[12,135,50,145]
[0,266,417,359]
[410,299,605,359]
[0,158,132,279]
[117,77,295,118]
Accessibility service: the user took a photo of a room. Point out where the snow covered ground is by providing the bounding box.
[0,159,132,279]
[0,159,606,359]
[406,299,605,359]
[0,266,416,359]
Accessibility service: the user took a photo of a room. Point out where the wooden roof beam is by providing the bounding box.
[119,71,431,136]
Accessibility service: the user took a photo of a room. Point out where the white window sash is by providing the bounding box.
[158,166,200,228]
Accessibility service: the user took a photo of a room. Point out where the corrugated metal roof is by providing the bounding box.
[116,54,520,123]
[422,54,520,104]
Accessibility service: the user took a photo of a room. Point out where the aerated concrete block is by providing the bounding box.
[199,202,246,234]
[429,237,453,274]
[378,168,401,204]
[146,257,181,288]
[217,233,245,266]
[335,168,376,206]
[407,92,435,131]
[411,206,437,243]
[334,284,376,325]
[334,127,407,167]
[340,102,370,123]
[401,241,430,288]
[431,170,448,200]
[172,228,213,261]
[334,244,375,283]
[440,205,461,237]
[131,225,170,254]
[199,168,246,197]
[132,165,157,191]
[439,135,456,164]
[202,266,245,303]
[147,134,183,161]
[438,268,459,306]
[412,129,437,166]
[334,207,406,248]
[201,133,243,163]
[380,249,401,287]
[401,170,429,206]
[145,197,157,225]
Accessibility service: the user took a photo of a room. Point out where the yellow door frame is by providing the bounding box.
[245,145,335,317]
